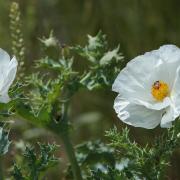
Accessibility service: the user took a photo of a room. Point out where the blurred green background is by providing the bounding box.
[0,0,180,179]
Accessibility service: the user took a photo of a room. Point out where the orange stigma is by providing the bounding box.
[151,81,169,101]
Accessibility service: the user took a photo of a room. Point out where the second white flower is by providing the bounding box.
[112,45,180,129]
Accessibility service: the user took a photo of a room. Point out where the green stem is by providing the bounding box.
[61,101,82,180]
[58,102,82,180]
[60,132,82,180]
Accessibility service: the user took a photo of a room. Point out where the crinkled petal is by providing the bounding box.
[0,56,18,103]
[114,95,162,129]
[112,51,161,100]
[0,56,18,94]
[133,97,171,110]
[148,45,180,89]
[0,57,18,94]
[171,66,180,118]
[160,107,174,128]
[0,49,11,85]
[156,45,180,64]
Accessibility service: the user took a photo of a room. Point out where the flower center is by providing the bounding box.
[151,80,169,101]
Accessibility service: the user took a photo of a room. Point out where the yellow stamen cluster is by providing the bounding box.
[151,81,169,101]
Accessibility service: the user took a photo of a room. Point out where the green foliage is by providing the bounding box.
[76,124,180,180]
[87,167,127,180]
[13,30,124,179]
[25,73,62,120]
[76,140,115,166]
[14,31,123,133]
[73,31,123,90]
[12,164,24,180]
[0,126,11,156]
[71,135,123,179]
[66,140,115,179]
[36,56,79,97]
[12,142,59,180]
[104,123,180,180]
[0,82,23,120]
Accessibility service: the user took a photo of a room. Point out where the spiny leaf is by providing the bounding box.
[0,126,11,156]
[12,142,59,179]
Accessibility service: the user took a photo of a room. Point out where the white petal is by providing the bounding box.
[114,95,162,129]
[0,48,10,65]
[148,45,180,89]
[112,51,161,101]
[133,97,171,110]
[0,49,11,85]
[0,56,18,103]
[160,107,174,128]
[157,45,180,64]
[171,66,180,118]
[0,56,18,94]
[0,93,10,103]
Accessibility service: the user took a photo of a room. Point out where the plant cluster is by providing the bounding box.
[0,2,179,180]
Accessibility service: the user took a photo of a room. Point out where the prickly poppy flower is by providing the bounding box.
[0,49,18,103]
[112,45,180,129]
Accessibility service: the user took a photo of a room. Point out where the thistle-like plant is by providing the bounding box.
[12,25,123,179]
[103,122,180,180]
[12,143,59,180]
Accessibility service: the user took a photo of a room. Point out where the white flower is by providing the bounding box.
[0,48,18,103]
[112,45,180,129]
